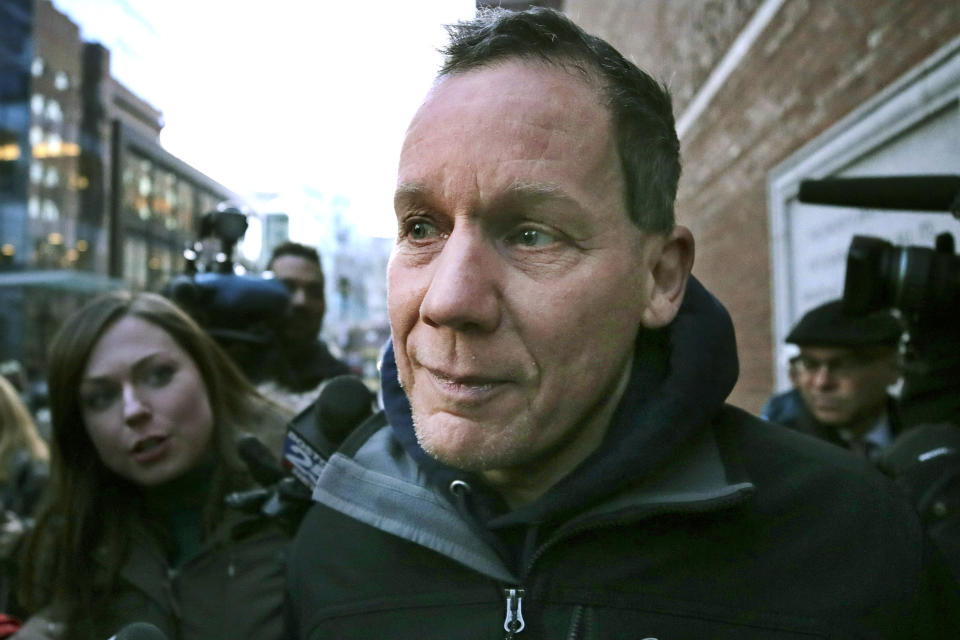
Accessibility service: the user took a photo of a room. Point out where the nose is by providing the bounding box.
[289,286,308,308]
[122,383,150,426]
[419,226,501,333]
[809,365,836,390]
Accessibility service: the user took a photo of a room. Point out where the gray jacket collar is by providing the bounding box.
[312,418,754,583]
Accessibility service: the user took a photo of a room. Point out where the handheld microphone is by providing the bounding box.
[109,622,169,640]
[237,434,286,486]
[283,375,374,488]
[225,435,288,513]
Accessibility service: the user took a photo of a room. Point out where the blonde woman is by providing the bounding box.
[0,374,48,519]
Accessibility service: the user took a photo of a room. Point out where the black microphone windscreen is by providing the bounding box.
[797,175,960,212]
[316,375,374,444]
[111,622,169,640]
[283,375,373,487]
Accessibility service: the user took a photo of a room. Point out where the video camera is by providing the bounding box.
[163,203,290,383]
[797,174,960,426]
[800,175,960,579]
[183,203,249,275]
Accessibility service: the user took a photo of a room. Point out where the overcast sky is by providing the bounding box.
[52,0,477,238]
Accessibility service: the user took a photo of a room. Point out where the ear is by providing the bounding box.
[640,225,695,329]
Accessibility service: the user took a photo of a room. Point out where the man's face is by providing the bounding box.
[388,61,670,482]
[795,345,899,433]
[271,254,325,344]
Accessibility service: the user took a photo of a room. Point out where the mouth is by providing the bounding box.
[810,401,845,419]
[810,396,839,409]
[425,368,512,403]
[131,435,170,462]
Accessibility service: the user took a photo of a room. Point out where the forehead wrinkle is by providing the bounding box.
[399,63,623,221]
[504,181,571,202]
[486,181,585,217]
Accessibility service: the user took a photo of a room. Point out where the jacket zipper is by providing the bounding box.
[566,604,585,640]
[502,587,526,639]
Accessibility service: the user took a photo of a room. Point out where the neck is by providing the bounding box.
[142,452,217,514]
[839,407,887,440]
[141,455,217,567]
[482,355,634,509]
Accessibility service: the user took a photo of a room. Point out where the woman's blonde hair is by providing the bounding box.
[0,374,48,483]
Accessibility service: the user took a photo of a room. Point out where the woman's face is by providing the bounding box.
[78,315,215,486]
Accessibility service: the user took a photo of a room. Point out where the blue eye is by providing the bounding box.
[409,220,439,240]
[142,364,175,387]
[81,386,118,411]
[510,227,556,247]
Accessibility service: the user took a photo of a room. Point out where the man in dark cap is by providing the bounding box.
[781,299,903,459]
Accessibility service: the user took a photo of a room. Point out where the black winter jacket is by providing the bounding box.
[14,507,288,640]
[286,278,960,639]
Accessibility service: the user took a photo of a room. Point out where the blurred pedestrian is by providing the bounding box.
[258,242,351,419]
[1,375,49,625]
[13,291,291,640]
[760,351,803,425]
[0,375,48,519]
[782,299,903,461]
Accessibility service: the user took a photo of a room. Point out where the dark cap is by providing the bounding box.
[786,299,902,347]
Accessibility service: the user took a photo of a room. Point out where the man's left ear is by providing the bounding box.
[640,225,695,329]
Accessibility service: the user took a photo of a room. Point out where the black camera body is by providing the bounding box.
[184,205,250,276]
[799,175,960,580]
[844,233,959,320]
[163,205,291,382]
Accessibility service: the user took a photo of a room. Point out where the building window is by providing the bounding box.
[44,100,62,123]
[176,180,195,232]
[198,192,219,220]
[147,249,174,290]
[30,94,44,115]
[30,162,43,184]
[29,126,43,146]
[41,199,60,222]
[54,71,69,91]
[31,58,44,77]
[44,166,59,188]
[152,168,175,228]
[28,196,40,219]
[122,157,155,223]
[123,237,148,288]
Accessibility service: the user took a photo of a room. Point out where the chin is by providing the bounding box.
[414,414,522,473]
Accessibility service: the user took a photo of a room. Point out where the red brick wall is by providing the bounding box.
[566,0,959,412]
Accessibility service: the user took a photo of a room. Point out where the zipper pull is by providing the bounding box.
[503,587,526,638]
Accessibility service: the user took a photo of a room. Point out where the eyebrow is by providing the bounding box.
[393,182,432,213]
[81,351,170,385]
